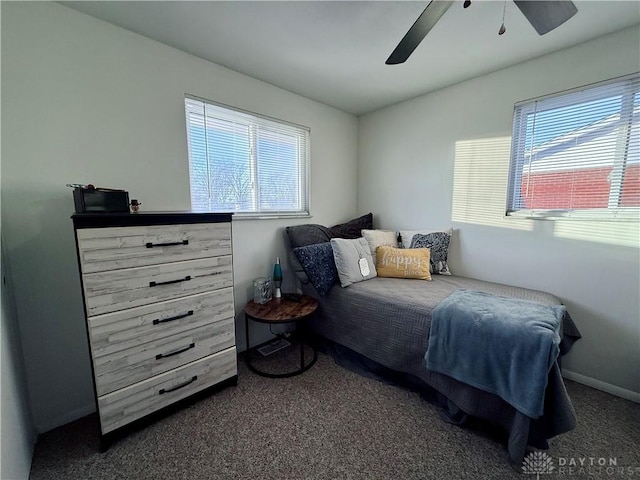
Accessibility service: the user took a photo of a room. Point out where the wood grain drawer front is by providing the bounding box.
[88,289,234,359]
[83,256,233,316]
[93,318,235,396]
[98,347,237,434]
[77,223,232,274]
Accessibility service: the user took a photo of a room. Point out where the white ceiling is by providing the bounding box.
[61,1,640,115]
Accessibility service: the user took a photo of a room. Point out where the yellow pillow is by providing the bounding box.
[376,246,432,280]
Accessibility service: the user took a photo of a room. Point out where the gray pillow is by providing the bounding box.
[330,237,377,287]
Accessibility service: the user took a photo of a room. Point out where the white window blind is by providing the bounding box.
[507,73,640,221]
[185,97,310,217]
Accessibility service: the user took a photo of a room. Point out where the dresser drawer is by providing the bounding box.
[98,347,237,434]
[88,289,234,358]
[93,318,235,396]
[83,256,233,316]
[77,223,232,274]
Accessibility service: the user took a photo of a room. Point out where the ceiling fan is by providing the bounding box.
[386,0,578,65]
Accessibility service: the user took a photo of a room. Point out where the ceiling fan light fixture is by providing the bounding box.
[498,0,507,36]
[513,1,578,35]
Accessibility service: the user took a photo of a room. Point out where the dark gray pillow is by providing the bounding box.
[293,243,338,296]
[329,213,373,239]
[409,232,452,275]
[285,224,333,248]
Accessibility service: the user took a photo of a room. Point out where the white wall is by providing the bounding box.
[1,242,36,479]
[1,2,358,433]
[359,26,640,396]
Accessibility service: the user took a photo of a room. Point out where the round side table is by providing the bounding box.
[244,295,318,378]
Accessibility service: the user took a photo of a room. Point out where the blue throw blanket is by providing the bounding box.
[425,289,565,418]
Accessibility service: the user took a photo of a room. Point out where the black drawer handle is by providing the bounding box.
[149,276,191,287]
[146,240,189,248]
[159,376,197,395]
[153,310,194,325]
[156,343,195,360]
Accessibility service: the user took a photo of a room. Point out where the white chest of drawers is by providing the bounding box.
[72,212,237,445]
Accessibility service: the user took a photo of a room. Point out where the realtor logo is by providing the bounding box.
[522,451,555,479]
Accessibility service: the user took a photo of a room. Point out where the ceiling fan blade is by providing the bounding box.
[386,1,454,65]
[513,1,578,35]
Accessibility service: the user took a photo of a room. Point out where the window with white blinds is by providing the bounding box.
[507,73,640,221]
[185,97,310,217]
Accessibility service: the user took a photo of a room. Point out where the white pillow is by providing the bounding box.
[330,237,377,287]
[398,228,453,249]
[361,229,398,256]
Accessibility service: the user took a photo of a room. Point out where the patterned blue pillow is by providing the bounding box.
[293,242,339,296]
[409,232,452,275]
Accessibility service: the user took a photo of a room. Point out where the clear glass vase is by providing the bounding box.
[253,277,272,304]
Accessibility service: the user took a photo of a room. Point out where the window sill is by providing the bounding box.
[231,213,312,221]
[507,209,640,222]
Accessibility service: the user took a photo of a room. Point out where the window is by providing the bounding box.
[507,73,639,221]
[185,96,310,217]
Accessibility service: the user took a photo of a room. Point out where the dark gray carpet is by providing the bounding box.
[29,352,640,480]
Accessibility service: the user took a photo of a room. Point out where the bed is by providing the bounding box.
[285,215,582,465]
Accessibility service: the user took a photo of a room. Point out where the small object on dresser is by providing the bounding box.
[253,277,272,304]
[68,183,130,214]
[272,257,283,298]
[129,199,141,213]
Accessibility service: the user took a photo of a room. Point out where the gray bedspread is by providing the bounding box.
[302,275,582,465]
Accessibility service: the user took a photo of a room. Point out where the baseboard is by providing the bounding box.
[562,370,640,403]
[35,403,96,434]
